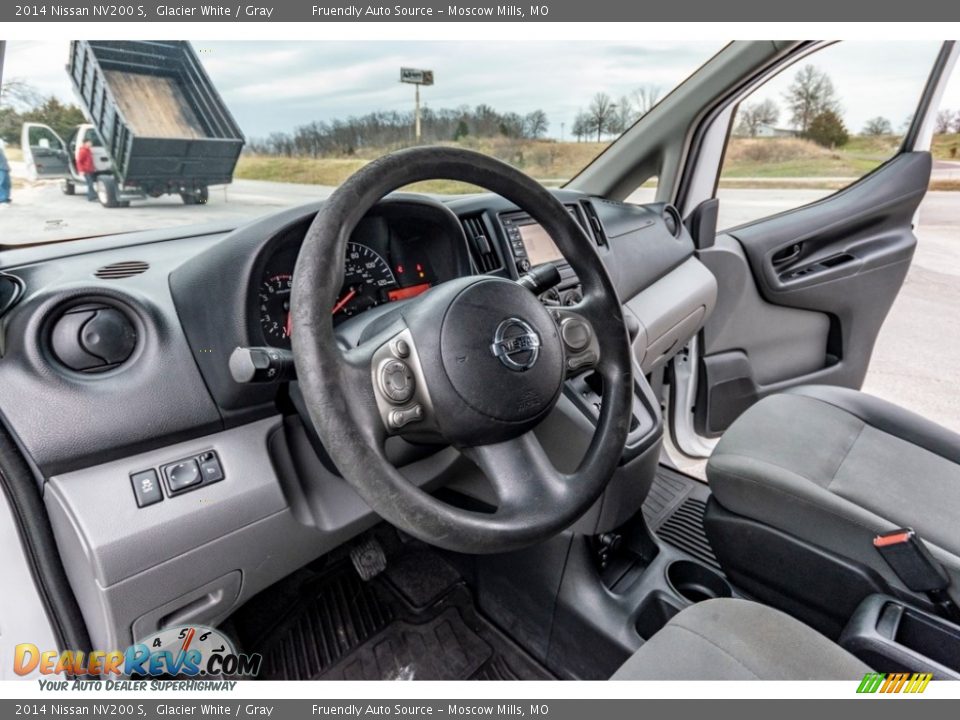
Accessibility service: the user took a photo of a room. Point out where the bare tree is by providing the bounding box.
[862,116,893,136]
[0,78,42,110]
[955,111,960,134]
[524,109,549,139]
[588,92,616,142]
[784,65,840,133]
[631,84,663,118]
[735,99,780,137]
[611,96,636,134]
[935,109,953,135]
[572,111,591,142]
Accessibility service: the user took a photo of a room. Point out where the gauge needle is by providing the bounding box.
[284,312,292,338]
[331,288,357,316]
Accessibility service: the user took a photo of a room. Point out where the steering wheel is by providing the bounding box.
[290,147,633,554]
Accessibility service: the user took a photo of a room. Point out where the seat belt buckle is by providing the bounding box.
[874,528,960,625]
[873,528,949,592]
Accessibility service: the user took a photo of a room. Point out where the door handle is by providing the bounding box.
[772,243,802,266]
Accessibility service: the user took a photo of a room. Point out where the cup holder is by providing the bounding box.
[666,560,732,604]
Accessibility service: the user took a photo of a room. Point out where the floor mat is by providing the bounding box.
[321,607,491,680]
[232,543,552,681]
[644,466,721,571]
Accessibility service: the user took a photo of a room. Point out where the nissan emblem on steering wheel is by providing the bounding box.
[491,317,542,371]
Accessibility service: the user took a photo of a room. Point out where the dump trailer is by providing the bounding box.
[66,40,244,207]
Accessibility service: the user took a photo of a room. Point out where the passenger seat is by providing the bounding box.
[703,385,960,635]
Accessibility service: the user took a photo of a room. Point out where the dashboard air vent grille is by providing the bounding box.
[582,202,607,247]
[95,261,149,279]
[462,215,503,273]
[662,205,682,238]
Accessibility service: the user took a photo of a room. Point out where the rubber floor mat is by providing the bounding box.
[233,543,553,681]
[320,607,492,680]
[644,466,721,571]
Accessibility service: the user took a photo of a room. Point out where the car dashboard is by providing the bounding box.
[0,187,717,651]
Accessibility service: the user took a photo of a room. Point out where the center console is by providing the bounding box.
[840,594,960,679]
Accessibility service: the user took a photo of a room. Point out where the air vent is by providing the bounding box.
[95,261,149,279]
[0,274,24,318]
[581,202,607,247]
[462,215,503,273]
[662,205,682,238]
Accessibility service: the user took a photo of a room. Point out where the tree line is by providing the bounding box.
[247,105,551,157]
[0,80,86,144]
[251,83,670,156]
[570,84,663,142]
[733,64,960,149]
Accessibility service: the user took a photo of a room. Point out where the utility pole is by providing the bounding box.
[400,67,434,144]
[415,83,421,142]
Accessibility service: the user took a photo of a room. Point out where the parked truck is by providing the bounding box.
[21,40,245,208]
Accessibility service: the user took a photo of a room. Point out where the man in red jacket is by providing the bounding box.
[75,139,97,201]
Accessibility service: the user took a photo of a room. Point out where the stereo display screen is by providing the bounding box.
[518,223,565,266]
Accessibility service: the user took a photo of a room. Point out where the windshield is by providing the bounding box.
[0,40,721,246]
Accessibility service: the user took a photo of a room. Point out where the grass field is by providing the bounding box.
[235,133,960,193]
[234,138,609,194]
[7,133,959,193]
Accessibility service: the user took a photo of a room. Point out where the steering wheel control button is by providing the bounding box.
[388,404,424,429]
[163,459,202,493]
[568,351,598,371]
[560,317,592,352]
[130,469,162,508]
[379,359,416,404]
[198,451,224,484]
[392,339,411,358]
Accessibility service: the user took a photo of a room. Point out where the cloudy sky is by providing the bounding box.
[3,40,959,140]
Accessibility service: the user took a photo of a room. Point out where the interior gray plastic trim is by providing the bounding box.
[700,235,829,385]
[43,415,471,649]
[624,257,718,376]
[0,485,60,679]
[45,417,287,588]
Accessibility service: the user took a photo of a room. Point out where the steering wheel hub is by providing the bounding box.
[437,277,563,428]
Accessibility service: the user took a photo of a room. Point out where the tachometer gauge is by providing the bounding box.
[332,242,397,324]
[259,272,293,345]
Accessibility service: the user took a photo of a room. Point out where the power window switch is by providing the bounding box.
[198,451,224,484]
[131,469,163,508]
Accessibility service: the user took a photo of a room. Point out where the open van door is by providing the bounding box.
[670,41,959,457]
[20,122,70,181]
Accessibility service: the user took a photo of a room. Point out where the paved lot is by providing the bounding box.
[0,177,337,244]
[1,175,958,443]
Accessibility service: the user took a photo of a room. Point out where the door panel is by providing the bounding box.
[20,122,70,180]
[694,152,929,437]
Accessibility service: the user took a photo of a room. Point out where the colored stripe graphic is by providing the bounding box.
[857,672,932,694]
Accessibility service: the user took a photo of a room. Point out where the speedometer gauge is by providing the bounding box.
[259,272,293,345]
[332,242,397,323]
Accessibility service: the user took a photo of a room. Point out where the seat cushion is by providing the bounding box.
[612,598,870,680]
[707,385,960,600]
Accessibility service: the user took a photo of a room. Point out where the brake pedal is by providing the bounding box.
[350,536,387,581]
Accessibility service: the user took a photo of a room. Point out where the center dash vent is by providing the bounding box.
[462,215,503,273]
[581,202,607,248]
[95,261,149,279]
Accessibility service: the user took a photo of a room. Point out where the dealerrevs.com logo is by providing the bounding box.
[14,625,262,679]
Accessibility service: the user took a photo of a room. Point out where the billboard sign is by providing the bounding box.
[400,67,434,85]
